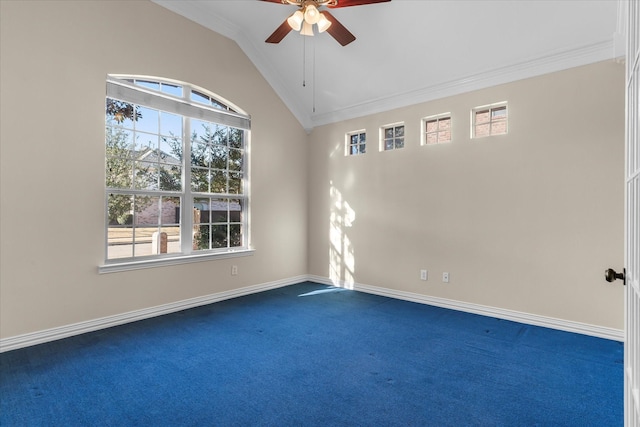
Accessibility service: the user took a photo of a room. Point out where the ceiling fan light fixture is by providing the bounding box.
[303,4,321,25]
[287,10,304,31]
[317,13,331,33]
[300,20,314,36]
[265,0,376,46]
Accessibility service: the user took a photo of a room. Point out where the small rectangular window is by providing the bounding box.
[472,103,507,138]
[346,131,366,156]
[423,114,451,145]
[381,124,405,151]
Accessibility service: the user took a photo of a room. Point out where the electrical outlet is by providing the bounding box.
[231,265,238,276]
[442,272,449,283]
[420,269,428,281]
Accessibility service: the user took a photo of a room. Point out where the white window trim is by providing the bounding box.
[421,113,452,146]
[379,122,405,151]
[103,76,252,270]
[98,249,255,274]
[345,129,367,156]
[471,101,508,139]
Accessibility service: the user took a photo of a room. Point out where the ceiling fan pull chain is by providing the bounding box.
[302,36,306,88]
[312,37,316,113]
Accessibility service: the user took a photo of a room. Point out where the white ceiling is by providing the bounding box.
[152,0,623,131]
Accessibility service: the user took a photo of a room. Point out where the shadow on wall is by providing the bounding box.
[329,181,356,289]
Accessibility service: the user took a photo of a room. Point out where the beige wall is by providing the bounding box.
[0,1,308,339]
[0,1,625,341]
[308,60,625,329]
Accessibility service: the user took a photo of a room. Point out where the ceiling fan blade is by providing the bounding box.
[328,0,390,8]
[266,19,293,44]
[259,0,287,4]
[322,11,356,46]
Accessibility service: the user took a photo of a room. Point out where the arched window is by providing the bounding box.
[102,76,251,270]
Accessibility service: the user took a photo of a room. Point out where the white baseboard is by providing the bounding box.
[0,274,623,353]
[0,275,307,353]
[307,275,624,342]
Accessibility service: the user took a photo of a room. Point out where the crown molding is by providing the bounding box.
[613,0,627,60]
[153,0,615,133]
[223,29,614,131]
[309,39,616,128]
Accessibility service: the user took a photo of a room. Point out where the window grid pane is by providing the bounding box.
[191,90,235,113]
[473,105,508,138]
[424,116,452,144]
[193,197,244,251]
[383,125,405,151]
[106,193,183,259]
[347,132,366,156]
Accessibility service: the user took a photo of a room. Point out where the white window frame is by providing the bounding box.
[346,130,367,156]
[421,113,452,145]
[380,122,405,151]
[471,102,508,139]
[100,76,253,273]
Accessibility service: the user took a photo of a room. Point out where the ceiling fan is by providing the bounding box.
[261,0,391,46]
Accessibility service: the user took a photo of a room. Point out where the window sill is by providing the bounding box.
[98,249,255,274]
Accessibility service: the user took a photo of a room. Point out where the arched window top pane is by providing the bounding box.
[107,75,250,130]
[191,89,236,113]
[123,78,183,98]
[113,75,243,116]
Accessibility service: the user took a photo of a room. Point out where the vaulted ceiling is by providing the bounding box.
[153,0,622,131]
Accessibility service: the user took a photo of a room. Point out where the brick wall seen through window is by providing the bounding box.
[424,115,452,144]
[473,104,507,138]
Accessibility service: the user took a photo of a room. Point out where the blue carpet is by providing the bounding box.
[0,282,623,426]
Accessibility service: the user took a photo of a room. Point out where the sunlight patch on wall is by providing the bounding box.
[329,182,356,289]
